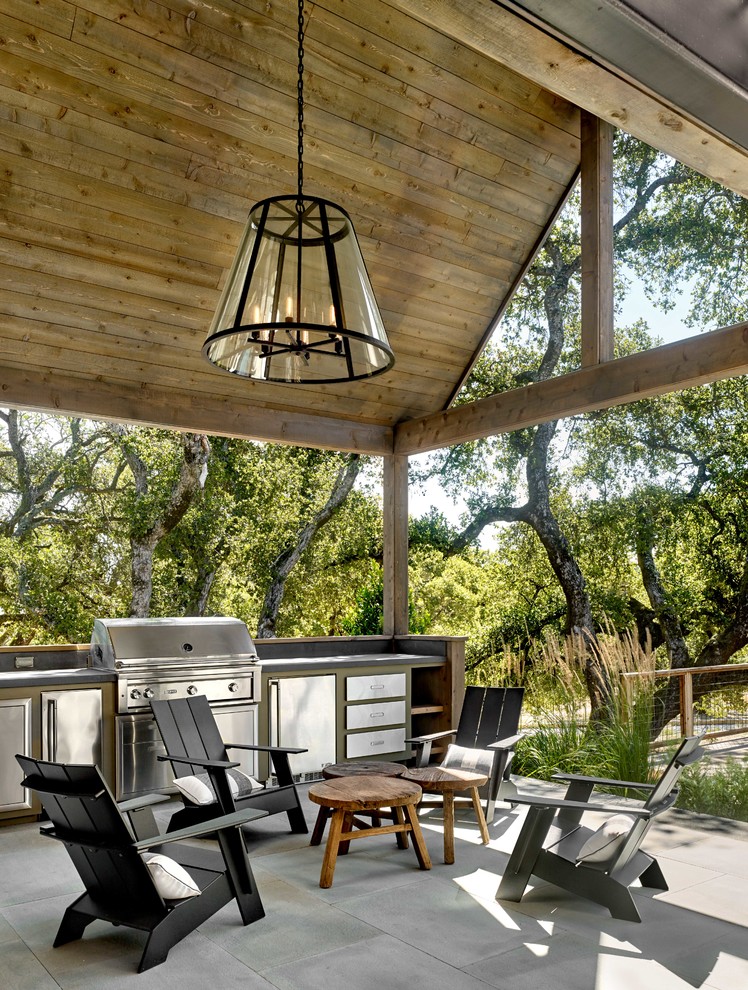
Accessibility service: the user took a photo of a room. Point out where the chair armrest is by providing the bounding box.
[404,729,456,745]
[157,753,240,771]
[488,733,524,751]
[511,793,653,817]
[133,807,269,850]
[225,743,308,755]
[551,772,656,791]
[118,793,172,813]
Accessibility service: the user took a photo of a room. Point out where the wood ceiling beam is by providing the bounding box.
[386,0,748,198]
[0,365,393,455]
[394,322,748,455]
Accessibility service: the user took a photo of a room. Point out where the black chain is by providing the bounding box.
[296,0,305,212]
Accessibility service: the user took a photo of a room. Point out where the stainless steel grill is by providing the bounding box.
[90,617,260,800]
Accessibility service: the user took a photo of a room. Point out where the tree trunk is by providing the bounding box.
[636,506,748,736]
[122,432,211,617]
[524,422,612,718]
[257,455,361,638]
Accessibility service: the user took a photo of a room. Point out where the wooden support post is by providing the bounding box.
[581,111,614,367]
[383,453,409,636]
[680,671,694,736]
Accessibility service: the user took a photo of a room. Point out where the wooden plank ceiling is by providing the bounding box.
[0,0,580,450]
[3,0,748,455]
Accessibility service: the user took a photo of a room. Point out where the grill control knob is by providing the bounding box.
[143,687,155,700]
[130,689,141,700]
[186,685,198,696]
[228,681,239,693]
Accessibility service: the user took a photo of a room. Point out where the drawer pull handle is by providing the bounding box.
[370,684,385,690]
[370,712,385,719]
[371,740,384,747]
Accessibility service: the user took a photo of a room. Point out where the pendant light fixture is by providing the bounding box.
[203,0,394,384]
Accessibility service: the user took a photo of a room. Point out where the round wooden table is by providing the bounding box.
[322,761,407,779]
[311,761,406,845]
[403,766,490,864]
[308,775,432,888]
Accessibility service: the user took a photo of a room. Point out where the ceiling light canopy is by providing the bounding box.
[203,1,394,385]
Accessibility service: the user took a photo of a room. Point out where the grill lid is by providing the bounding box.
[90,616,259,669]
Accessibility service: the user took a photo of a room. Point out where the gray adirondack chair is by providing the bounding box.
[497,735,705,921]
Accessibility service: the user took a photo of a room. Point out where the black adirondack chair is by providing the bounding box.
[405,685,525,823]
[151,695,308,835]
[497,734,705,922]
[16,754,266,973]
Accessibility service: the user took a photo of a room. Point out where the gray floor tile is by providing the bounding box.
[661,832,748,879]
[465,927,716,990]
[0,937,61,990]
[656,871,748,927]
[0,842,81,908]
[258,837,434,903]
[675,927,748,990]
[265,932,496,990]
[335,872,530,967]
[5,895,276,989]
[198,874,380,973]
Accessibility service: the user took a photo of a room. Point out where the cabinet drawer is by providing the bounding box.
[345,727,406,759]
[345,700,406,731]
[345,672,406,701]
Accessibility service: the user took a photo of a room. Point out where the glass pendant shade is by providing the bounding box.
[204,195,394,384]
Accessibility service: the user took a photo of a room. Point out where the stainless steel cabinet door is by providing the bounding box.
[269,675,336,777]
[42,689,102,765]
[0,698,33,812]
[213,704,258,778]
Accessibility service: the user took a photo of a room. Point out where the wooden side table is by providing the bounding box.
[310,761,406,845]
[308,775,432,888]
[404,766,490,864]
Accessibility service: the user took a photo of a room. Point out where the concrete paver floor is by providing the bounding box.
[1,779,747,990]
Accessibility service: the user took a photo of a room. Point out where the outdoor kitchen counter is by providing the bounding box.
[0,668,117,689]
[256,652,435,672]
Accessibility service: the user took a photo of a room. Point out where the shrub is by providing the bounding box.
[676,758,748,822]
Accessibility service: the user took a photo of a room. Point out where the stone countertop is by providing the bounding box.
[0,668,117,689]
[256,652,444,673]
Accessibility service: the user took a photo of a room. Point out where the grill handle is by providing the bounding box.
[46,697,58,761]
[268,679,280,747]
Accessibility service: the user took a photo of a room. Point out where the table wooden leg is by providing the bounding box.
[443,791,455,864]
[393,805,409,849]
[404,804,432,871]
[310,806,329,846]
[339,811,354,854]
[319,809,345,888]
[469,786,490,845]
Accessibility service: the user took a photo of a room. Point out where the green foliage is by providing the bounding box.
[493,630,656,788]
[676,759,748,822]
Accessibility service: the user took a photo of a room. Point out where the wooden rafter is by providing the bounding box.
[394,322,748,455]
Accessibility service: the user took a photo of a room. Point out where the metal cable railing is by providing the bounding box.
[621,663,748,745]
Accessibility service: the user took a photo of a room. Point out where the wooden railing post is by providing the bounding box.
[680,671,694,736]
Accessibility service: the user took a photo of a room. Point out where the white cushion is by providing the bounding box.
[173,768,261,807]
[442,743,495,777]
[576,813,637,864]
[143,853,199,900]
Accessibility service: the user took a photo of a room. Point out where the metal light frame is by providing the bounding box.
[203,0,394,384]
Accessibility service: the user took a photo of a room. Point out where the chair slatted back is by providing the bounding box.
[601,735,704,875]
[16,755,163,916]
[151,696,228,776]
[456,686,524,750]
[644,734,705,815]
